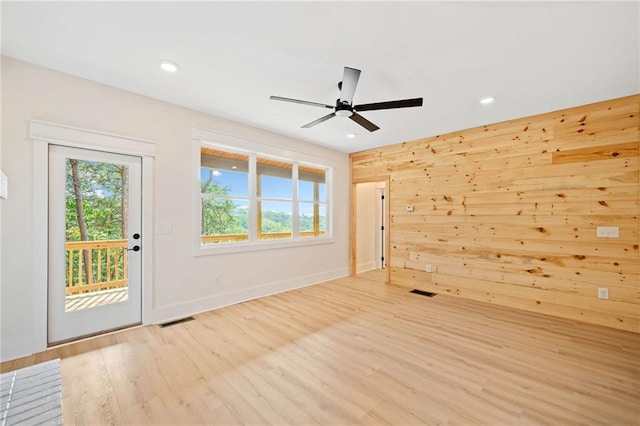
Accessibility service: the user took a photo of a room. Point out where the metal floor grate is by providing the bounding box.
[159,316,195,328]
[410,289,437,297]
[0,359,62,426]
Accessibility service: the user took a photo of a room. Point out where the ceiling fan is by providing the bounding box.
[270,66,423,132]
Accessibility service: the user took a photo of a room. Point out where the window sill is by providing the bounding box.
[193,236,335,256]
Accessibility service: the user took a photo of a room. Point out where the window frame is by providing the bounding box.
[255,155,295,241]
[193,130,333,256]
[200,147,251,244]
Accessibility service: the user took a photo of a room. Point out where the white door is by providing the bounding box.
[48,145,142,344]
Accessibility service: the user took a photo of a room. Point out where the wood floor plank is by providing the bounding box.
[2,275,639,425]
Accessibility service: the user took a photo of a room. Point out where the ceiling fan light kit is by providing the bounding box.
[270,66,423,133]
[335,103,354,118]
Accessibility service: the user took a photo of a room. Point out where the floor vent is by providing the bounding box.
[159,316,195,328]
[410,289,437,297]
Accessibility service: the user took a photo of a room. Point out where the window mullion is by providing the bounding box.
[248,154,258,241]
[292,163,299,239]
[313,182,319,236]
[325,168,331,238]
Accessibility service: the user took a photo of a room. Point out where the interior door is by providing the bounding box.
[48,145,142,344]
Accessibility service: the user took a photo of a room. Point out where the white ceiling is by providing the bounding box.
[2,2,639,153]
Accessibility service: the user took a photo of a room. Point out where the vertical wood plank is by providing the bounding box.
[97,248,103,283]
[87,248,93,284]
[106,247,112,283]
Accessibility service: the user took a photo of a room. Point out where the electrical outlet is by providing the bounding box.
[596,226,619,238]
[597,288,609,300]
[212,275,221,286]
[425,264,432,273]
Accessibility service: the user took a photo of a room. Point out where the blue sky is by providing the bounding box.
[201,169,325,213]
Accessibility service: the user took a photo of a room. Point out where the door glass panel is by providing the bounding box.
[64,158,129,312]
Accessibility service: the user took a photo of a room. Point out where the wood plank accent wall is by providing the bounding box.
[350,95,639,333]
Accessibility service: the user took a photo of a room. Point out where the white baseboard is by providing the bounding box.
[148,267,349,325]
[356,261,377,274]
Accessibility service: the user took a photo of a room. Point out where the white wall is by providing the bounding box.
[355,182,377,273]
[0,56,350,361]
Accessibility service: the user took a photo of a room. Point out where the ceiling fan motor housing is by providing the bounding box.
[335,99,354,117]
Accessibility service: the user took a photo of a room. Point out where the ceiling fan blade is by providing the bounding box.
[350,112,380,132]
[270,95,333,109]
[339,67,361,104]
[302,112,336,128]
[354,97,423,112]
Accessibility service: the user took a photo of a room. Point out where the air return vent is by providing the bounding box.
[159,317,195,328]
[410,289,437,297]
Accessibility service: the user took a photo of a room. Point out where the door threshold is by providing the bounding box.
[47,322,142,348]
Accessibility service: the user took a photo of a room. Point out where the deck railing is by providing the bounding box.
[66,231,328,293]
[65,239,128,295]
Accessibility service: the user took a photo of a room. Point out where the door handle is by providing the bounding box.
[128,245,141,252]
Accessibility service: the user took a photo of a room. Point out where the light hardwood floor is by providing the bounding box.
[356,268,386,283]
[2,276,639,425]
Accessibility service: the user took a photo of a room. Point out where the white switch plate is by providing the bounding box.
[155,223,173,235]
[597,288,609,300]
[596,226,619,238]
[425,264,432,273]
[406,205,414,212]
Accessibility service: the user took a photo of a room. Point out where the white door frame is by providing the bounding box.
[29,120,155,351]
[350,176,391,283]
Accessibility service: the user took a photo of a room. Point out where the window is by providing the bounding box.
[198,143,331,250]
[200,148,249,244]
[257,157,293,240]
[298,165,326,238]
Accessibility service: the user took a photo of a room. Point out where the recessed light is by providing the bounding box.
[480,96,495,105]
[346,133,357,138]
[160,60,179,73]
